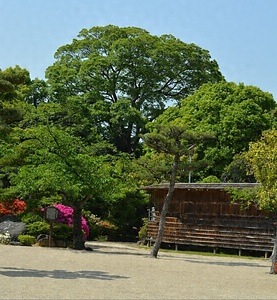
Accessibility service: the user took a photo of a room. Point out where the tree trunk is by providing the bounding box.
[270,230,277,274]
[150,153,180,258]
[72,202,85,250]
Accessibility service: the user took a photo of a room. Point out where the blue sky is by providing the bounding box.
[1,0,276,100]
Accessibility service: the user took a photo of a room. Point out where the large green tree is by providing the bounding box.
[2,122,114,249]
[245,129,277,210]
[1,98,147,245]
[45,25,224,155]
[245,129,277,273]
[155,81,276,181]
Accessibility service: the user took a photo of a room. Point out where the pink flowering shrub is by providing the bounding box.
[48,204,89,240]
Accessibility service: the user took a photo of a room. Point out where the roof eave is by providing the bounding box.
[142,182,260,191]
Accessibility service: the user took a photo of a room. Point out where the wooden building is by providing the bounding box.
[143,183,277,257]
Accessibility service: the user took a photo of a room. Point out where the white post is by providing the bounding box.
[188,144,195,183]
[188,154,192,183]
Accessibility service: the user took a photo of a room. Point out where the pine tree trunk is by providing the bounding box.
[150,153,179,258]
[270,233,277,274]
[72,202,85,250]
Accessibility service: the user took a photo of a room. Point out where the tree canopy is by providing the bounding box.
[244,129,277,274]
[0,66,31,137]
[0,99,147,248]
[245,129,277,210]
[45,25,224,154]
[155,81,276,181]
[2,121,114,249]
[0,66,33,191]
[143,124,214,257]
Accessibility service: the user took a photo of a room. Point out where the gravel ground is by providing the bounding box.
[0,241,277,299]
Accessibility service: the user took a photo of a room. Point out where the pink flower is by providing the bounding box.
[45,204,89,240]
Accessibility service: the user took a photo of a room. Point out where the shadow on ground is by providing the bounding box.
[0,267,129,280]
[162,256,269,268]
[86,243,271,269]
[88,243,150,257]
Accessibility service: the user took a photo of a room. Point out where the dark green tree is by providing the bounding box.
[0,65,31,99]
[0,66,31,136]
[221,153,255,183]
[132,151,174,186]
[0,66,32,190]
[25,78,49,107]
[143,125,213,257]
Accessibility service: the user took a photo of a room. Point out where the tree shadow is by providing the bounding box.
[166,256,268,268]
[89,244,149,257]
[88,243,271,268]
[92,249,149,257]
[0,267,129,280]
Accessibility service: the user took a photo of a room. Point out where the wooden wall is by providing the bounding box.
[147,188,276,255]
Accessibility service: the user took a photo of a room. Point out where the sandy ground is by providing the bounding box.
[0,241,277,299]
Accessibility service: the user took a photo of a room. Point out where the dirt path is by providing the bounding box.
[0,241,276,299]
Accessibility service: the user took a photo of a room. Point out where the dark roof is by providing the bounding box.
[142,182,259,191]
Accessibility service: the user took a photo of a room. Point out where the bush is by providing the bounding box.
[97,220,118,238]
[21,212,44,224]
[25,219,73,245]
[200,176,221,183]
[52,223,73,241]
[82,212,119,240]
[26,221,49,237]
[18,235,36,246]
[0,199,26,217]
[138,218,148,240]
[42,204,89,240]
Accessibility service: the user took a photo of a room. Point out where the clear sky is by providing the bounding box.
[1,0,276,100]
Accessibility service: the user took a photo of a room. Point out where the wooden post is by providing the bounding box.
[49,221,53,247]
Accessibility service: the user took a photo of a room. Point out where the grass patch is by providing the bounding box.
[130,242,270,260]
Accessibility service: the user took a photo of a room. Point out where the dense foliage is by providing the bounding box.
[1,25,277,250]
[245,129,277,210]
[155,81,276,181]
[143,124,214,257]
[45,25,224,155]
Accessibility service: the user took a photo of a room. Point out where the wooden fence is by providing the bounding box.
[145,183,277,257]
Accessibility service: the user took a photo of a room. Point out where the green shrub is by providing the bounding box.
[52,223,73,241]
[21,212,44,224]
[26,221,73,242]
[97,220,118,237]
[18,235,36,246]
[138,218,148,240]
[200,176,221,183]
[26,221,49,237]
